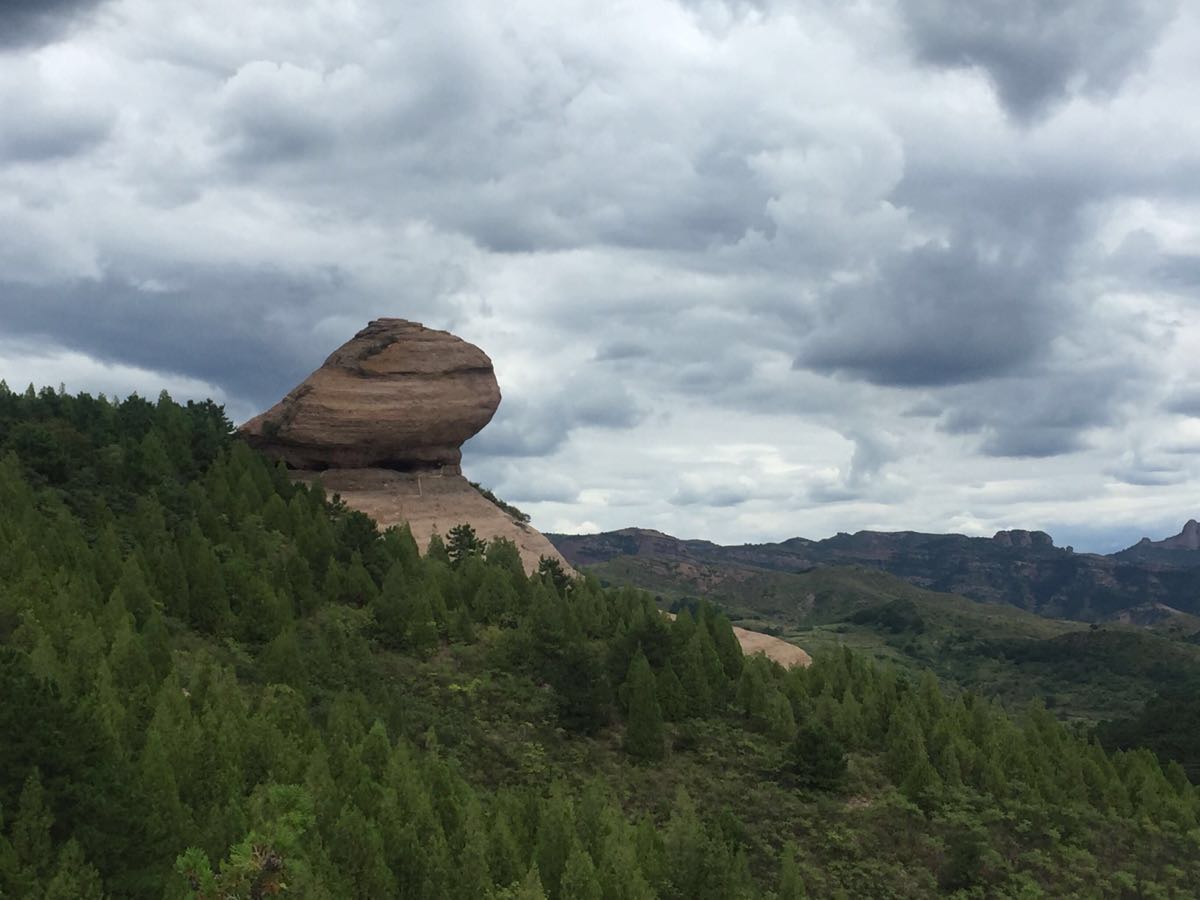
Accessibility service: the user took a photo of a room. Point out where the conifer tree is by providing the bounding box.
[623,649,665,762]
[426,531,451,565]
[536,786,577,899]
[487,809,525,891]
[778,842,807,899]
[447,523,487,568]
[329,805,395,899]
[786,722,847,790]
[656,662,686,722]
[514,864,548,900]
[560,845,602,900]
[12,770,53,881]
[43,849,103,900]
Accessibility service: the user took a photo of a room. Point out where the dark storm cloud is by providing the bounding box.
[939,366,1137,458]
[0,269,352,410]
[795,240,1050,386]
[0,0,108,48]
[899,0,1178,120]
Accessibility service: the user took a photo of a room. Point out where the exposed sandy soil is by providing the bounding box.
[292,468,574,575]
[731,625,812,668]
[664,613,811,669]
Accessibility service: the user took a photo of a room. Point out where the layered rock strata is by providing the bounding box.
[240,319,571,574]
[241,319,501,473]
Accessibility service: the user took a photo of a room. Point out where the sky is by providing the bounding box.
[2,0,1199,553]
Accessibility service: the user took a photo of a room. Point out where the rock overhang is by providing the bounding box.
[240,319,501,473]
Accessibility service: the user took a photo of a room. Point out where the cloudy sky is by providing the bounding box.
[3,0,1199,552]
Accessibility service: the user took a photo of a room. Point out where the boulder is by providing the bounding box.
[240,319,500,472]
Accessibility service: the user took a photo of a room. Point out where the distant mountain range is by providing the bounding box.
[549,520,1200,621]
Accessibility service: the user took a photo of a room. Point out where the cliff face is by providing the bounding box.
[240,319,570,574]
[549,522,1200,621]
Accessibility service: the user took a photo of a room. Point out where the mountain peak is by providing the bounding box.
[1124,519,1200,553]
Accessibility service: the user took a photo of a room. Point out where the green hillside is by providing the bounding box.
[586,550,1200,725]
[1,384,1199,898]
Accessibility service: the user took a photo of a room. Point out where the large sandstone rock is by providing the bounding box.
[241,319,500,472]
[240,319,572,575]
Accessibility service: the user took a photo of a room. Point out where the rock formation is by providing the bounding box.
[1132,519,1200,552]
[241,319,501,472]
[992,529,1054,549]
[240,319,571,574]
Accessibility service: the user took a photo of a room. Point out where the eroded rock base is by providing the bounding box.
[294,467,573,575]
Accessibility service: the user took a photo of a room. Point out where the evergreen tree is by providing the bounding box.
[656,662,686,722]
[623,649,665,762]
[778,842,807,899]
[12,770,53,881]
[537,556,572,596]
[447,523,486,568]
[535,787,576,899]
[560,845,602,900]
[426,531,451,565]
[44,839,105,900]
[786,722,847,791]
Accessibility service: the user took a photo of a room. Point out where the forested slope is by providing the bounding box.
[1,384,1198,898]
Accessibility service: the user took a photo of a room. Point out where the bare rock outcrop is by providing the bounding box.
[241,319,500,473]
[992,529,1054,549]
[240,319,572,574]
[1135,519,1200,552]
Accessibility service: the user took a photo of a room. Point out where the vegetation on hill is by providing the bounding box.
[1,383,1199,898]
[584,553,1200,727]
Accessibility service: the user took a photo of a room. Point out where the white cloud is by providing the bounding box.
[1,0,1199,549]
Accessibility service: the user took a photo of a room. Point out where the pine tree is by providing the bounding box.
[662,788,709,900]
[535,786,576,899]
[560,845,602,900]
[426,531,451,565]
[514,864,548,900]
[12,770,54,882]
[341,551,378,607]
[707,612,744,681]
[448,523,487,568]
[456,806,495,899]
[786,722,847,790]
[44,840,105,900]
[487,809,525,890]
[656,662,686,722]
[623,649,664,762]
[778,841,807,899]
[329,805,396,899]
